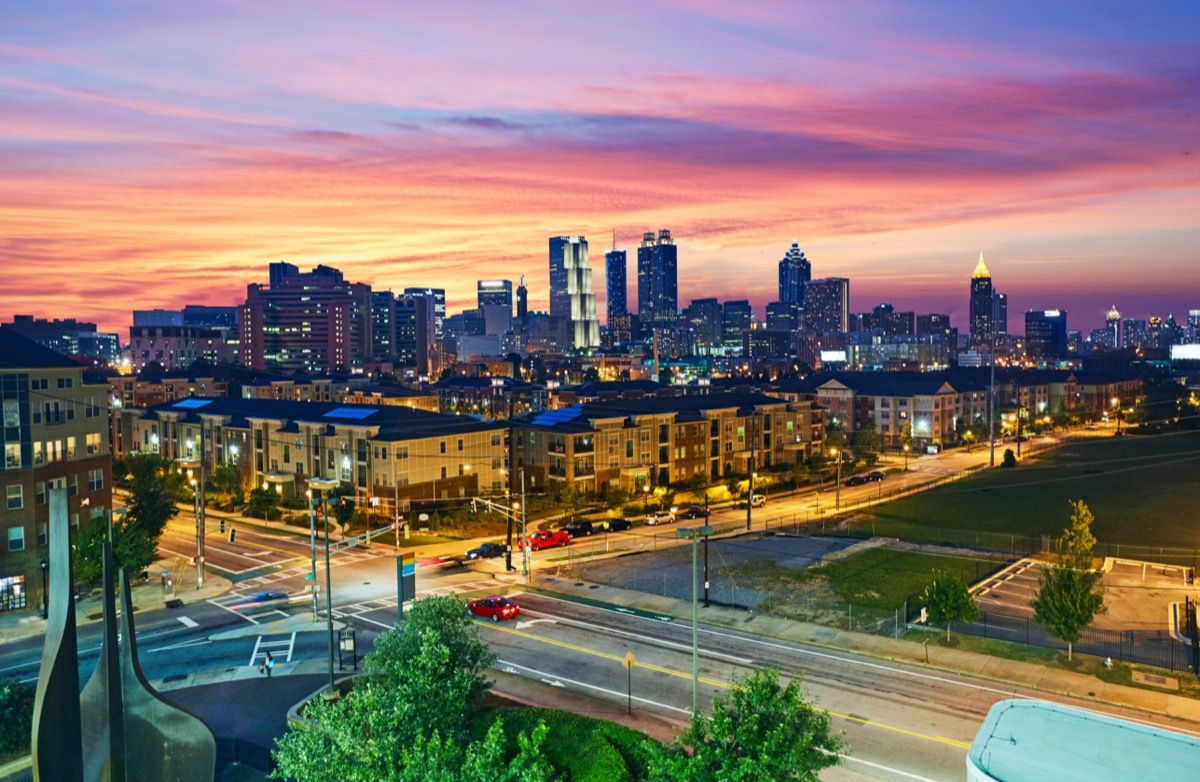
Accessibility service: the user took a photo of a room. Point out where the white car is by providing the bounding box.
[749,494,766,508]
[645,510,675,525]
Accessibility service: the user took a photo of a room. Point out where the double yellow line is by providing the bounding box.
[485,622,970,749]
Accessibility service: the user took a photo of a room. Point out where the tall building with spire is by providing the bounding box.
[636,229,678,327]
[778,241,811,304]
[969,253,995,347]
[1105,305,1121,348]
[516,276,528,319]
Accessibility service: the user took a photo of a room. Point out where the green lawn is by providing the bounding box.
[871,430,1200,550]
[816,548,1003,610]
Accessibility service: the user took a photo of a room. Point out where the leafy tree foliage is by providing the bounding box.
[245,487,282,521]
[650,667,843,782]
[898,419,912,453]
[1030,500,1106,660]
[0,678,35,758]
[1057,500,1097,570]
[922,573,978,641]
[272,596,516,782]
[74,454,179,585]
[393,721,556,782]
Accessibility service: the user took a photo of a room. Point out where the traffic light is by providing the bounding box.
[228,529,236,543]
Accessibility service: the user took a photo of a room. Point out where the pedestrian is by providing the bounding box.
[263,651,274,678]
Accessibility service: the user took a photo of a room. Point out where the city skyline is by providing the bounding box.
[2,2,1197,334]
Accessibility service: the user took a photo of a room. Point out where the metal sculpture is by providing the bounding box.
[33,488,217,781]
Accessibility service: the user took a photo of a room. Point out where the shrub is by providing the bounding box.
[0,679,35,759]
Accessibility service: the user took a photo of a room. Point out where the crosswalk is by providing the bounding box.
[329,580,506,629]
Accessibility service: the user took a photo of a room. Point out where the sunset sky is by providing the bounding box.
[2,1,1197,336]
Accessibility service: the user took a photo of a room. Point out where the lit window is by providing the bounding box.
[6,485,22,511]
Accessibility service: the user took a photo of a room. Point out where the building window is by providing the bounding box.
[440,466,447,479]
[6,526,23,551]
[57,377,74,389]
[37,523,48,547]
[2,400,18,428]
[68,474,78,497]
[88,469,104,492]
[4,444,19,469]
[35,481,45,505]
[6,485,22,510]
[439,441,446,454]
[457,439,464,452]
[0,575,26,611]
[86,432,101,454]
[67,436,77,459]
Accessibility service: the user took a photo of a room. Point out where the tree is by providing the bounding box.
[245,487,281,521]
[272,596,502,782]
[650,667,843,782]
[1057,500,1097,570]
[898,419,912,454]
[0,678,35,757]
[922,573,978,641]
[393,721,555,782]
[961,430,976,452]
[211,463,239,495]
[1030,501,1106,661]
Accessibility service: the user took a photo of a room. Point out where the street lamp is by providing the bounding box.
[307,477,340,700]
[676,525,714,716]
[642,484,649,514]
[902,443,910,472]
[745,471,758,531]
[40,559,48,619]
[830,448,843,510]
[1112,397,1122,435]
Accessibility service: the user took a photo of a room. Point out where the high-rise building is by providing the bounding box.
[181,305,238,329]
[516,276,528,320]
[1025,310,1068,360]
[395,293,428,371]
[241,265,373,373]
[477,280,513,310]
[371,291,397,360]
[969,253,995,347]
[1187,310,1200,343]
[1105,305,1121,348]
[722,300,753,347]
[548,236,600,351]
[917,313,953,336]
[403,287,446,374]
[778,241,811,304]
[682,298,722,351]
[605,249,627,325]
[993,292,1008,337]
[132,309,184,328]
[3,315,120,364]
[765,301,800,332]
[269,261,299,289]
[804,278,850,335]
[636,229,678,327]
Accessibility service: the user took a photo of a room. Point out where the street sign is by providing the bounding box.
[621,650,637,670]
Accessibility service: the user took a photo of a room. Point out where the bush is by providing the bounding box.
[0,679,34,759]
[1002,448,1017,468]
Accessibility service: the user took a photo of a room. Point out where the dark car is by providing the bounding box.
[466,595,520,622]
[563,520,595,537]
[866,471,886,482]
[845,475,868,487]
[601,518,633,532]
[232,590,291,609]
[464,542,506,560]
[677,505,710,519]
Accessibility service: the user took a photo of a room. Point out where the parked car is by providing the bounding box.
[677,505,710,519]
[466,595,520,622]
[845,475,868,487]
[749,494,766,508]
[600,518,633,532]
[563,520,595,537]
[866,471,887,482]
[464,542,506,560]
[527,529,571,550]
[645,509,675,525]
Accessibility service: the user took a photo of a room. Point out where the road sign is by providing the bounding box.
[621,651,637,670]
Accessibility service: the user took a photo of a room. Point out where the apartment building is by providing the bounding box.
[1,327,112,614]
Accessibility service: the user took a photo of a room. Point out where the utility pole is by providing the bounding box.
[196,422,206,589]
[988,334,996,467]
[504,391,516,571]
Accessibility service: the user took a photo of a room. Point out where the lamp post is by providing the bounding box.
[902,443,910,472]
[307,477,340,699]
[642,484,649,514]
[1112,397,1122,435]
[831,448,843,510]
[40,559,48,619]
[676,525,714,716]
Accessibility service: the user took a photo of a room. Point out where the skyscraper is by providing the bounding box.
[804,278,850,335]
[605,249,627,324]
[1105,305,1122,348]
[969,253,995,347]
[778,241,811,304]
[477,280,513,309]
[636,229,678,327]
[682,298,722,350]
[403,287,446,375]
[1025,310,1068,360]
[516,276,528,320]
[548,236,599,351]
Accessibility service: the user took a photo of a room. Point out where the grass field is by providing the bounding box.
[870,429,1200,551]
[814,548,1004,609]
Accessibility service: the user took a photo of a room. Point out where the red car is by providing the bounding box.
[527,529,571,550]
[466,596,520,622]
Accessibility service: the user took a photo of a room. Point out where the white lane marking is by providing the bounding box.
[497,658,690,715]
[518,606,753,665]
[249,636,264,667]
[527,592,1200,738]
[515,618,558,629]
[147,639,211,654]
[208,598,260,624]
[836,752,949,781]
[177,616,199,628]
